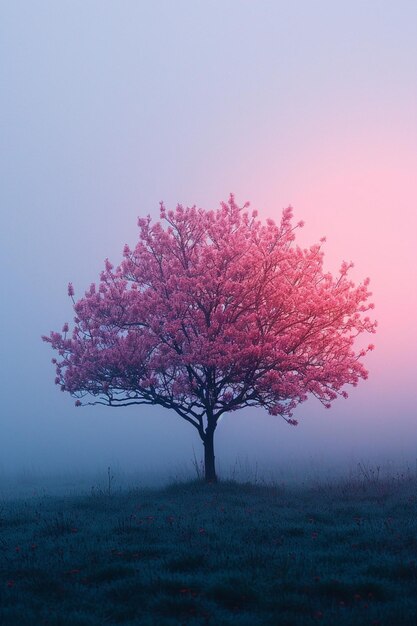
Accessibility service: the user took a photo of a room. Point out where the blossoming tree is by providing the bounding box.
[43,195,376,481]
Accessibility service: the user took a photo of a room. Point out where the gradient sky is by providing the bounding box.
[1,1,416,484]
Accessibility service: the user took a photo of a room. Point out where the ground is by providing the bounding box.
[1,472,416,625]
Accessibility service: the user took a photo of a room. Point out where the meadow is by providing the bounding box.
[1,467,416,626]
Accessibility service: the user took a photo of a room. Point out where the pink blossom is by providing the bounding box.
[44,194,376,482]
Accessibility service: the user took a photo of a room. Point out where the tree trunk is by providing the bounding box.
[203,428,217,482]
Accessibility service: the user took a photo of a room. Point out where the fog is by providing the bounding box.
[1,1,416,494]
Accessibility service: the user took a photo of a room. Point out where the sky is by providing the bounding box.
[1,1,416,487]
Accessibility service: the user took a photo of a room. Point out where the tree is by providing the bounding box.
[43,195,376,482]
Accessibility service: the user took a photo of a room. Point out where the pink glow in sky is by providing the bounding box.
[262,128,417,386]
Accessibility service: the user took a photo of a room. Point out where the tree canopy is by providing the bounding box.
[43,195,376,480]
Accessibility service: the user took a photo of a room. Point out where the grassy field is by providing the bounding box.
[1,471,416,626]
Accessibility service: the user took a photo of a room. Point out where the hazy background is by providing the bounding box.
[1,1,416,493]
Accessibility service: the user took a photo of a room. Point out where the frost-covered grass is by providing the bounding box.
[1,471,416,625]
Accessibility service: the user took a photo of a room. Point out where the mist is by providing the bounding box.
[1,1,416,496]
